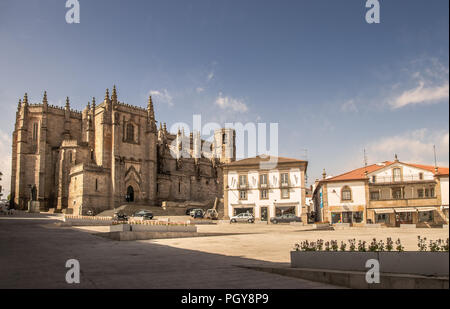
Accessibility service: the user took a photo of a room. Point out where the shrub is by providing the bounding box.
[386,237,394,252]
[396,238,404,252]
[348,239,356,252]
[357,240,367,252]
[331,240,339,251]
[417,236,427,251]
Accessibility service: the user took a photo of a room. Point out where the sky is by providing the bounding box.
[0,0,448,195]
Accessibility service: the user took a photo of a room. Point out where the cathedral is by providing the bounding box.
[10,86,236,214]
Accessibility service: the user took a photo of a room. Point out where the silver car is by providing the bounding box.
[230,213,255,223]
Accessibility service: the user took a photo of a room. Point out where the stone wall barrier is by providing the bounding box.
[290,251,449,277]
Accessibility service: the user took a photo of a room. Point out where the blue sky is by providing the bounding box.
[0,0,448,194]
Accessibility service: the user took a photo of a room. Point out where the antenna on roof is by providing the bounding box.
[364,149,368,178]
[433,145,438,172]
[364,149,368,168]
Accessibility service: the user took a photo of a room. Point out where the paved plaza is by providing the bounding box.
[0,214,335,289]
[0,213,448,289]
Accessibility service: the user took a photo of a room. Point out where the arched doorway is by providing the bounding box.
[126,186,135,202]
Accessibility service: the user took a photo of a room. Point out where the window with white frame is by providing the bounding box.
[280,173,289,187]
[239,175,247,188]
[259,174,268,187]
[393,168,401,182]
[341,186,352,201]
[239,190,247,200]
[260,189,268,199]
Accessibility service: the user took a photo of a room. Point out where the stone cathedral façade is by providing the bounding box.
[10,86,235,214]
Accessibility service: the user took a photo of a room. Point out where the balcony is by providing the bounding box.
[239,183,247,189]
[280,182,290,188]
[370,174,435,184]
[369,197,439,208]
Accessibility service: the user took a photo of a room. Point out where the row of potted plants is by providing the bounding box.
[112,220,191,226]
[294,237,449,252]
[65,215,111,220]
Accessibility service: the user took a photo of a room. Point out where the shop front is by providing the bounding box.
[273,202,300,218]
[394,207,416,226]
[328,205,365,225]
[372,208,395,226]
[231,204,255,217]
[417,207,436,224]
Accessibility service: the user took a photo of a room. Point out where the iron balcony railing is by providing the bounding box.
[370,175,435,184]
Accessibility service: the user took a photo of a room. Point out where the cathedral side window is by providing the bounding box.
[126,123,135,143]
[32,122,38,141]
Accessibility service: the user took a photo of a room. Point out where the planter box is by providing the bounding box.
[168,225,197,232]
[130,224,197,233]
[109,224,131,232]
[400,224,416,228]
[290,251,449,276]
[131,225,168,232]
[188,219,214,225]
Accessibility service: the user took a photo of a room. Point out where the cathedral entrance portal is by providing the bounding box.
[126,186,135,202]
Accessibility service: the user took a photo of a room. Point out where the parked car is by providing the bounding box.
[270,213,301,224]
[189,208,204,217]
[204,209,218,220]
[133,210,154,220]
[186,208,197,215]
[113,212,128,222]
[193,209,204,219]
[230,213,255,223]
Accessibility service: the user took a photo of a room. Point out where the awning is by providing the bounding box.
[274,202,299,206]
[416,207,437,212]
[372,208,394,214]
[231,204,255,208]
[394,208,417,213]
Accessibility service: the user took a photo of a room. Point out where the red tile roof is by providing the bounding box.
[322,161,449,182]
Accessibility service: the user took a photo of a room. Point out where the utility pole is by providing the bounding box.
[433,145,437,168]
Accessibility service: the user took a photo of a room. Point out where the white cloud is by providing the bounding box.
[389,58,449,109]
[0,129,12,197]
[196,87,205,93]
[341,99,358,112]
[390,81,449,109]
[148,89,174,107]
[207,71,214,81]
[364,129,449,166]
[215,93,248,113]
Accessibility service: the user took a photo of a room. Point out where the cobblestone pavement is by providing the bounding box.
[0,214,337,289]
